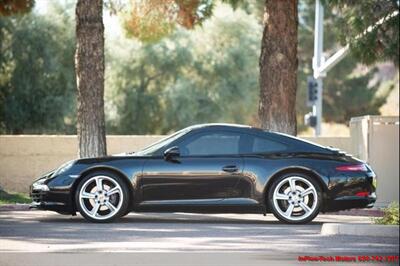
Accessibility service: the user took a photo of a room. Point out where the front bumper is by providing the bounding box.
[30,179,74,215]
[29,201,70,213]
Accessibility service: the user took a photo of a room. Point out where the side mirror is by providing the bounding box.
[163,146,180,161]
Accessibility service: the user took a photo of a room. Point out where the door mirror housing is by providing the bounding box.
[163,146,180,161]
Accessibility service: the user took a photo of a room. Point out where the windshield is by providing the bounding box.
[135,128,190,156]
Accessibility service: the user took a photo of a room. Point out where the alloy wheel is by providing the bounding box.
[272,176,318,222]
[78,175,124,221]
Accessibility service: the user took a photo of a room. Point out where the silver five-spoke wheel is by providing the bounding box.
[78,175,124,221]
[269,175,320,223]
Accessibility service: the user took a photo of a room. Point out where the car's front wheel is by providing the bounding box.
[268,173,321,224]
[75,171,129,223]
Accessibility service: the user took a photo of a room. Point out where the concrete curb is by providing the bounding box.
[321,223,399,237]
[0,204,30,212]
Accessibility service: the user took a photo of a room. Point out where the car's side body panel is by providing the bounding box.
[137,156,244,202]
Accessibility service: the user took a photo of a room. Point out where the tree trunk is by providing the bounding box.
[258,0,298,135]
[75,0,107,158]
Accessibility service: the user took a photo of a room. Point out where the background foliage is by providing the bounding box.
[0,3,76,133]
[107,5,260,134]
[325,0,399,66]
[0,0,398,135]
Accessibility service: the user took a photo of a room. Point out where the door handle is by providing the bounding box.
[222,165,239,173]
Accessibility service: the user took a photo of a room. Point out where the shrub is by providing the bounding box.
[374,202,399,225]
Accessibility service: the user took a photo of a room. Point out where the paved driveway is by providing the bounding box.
[0,210,398,253]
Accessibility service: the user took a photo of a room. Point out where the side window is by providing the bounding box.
[180,132,240,156]
[251,136,287,153]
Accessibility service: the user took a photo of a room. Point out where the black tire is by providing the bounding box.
[121,206,132,217]
[267,173,322,224]
[75,170,130,223]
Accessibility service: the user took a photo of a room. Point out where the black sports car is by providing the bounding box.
[30,124,376,223]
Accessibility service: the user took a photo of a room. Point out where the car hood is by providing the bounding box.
[73,154,149,165]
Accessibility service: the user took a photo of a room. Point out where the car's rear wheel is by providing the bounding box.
[268,173,321,224]
[75,171,129,223]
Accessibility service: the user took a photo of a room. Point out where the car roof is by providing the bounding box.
[185,123,267,135]
[184,123,332,154]
[185,123,252,130]
[185,123,280,139]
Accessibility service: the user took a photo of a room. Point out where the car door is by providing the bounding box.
[137,131,245,205]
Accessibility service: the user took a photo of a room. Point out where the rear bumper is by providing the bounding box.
[325,168,377,212]
[325,193,376,212]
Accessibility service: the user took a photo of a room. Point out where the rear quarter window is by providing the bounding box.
[251,136,288,153]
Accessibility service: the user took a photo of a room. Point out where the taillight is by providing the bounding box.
[335,164,368,172]
[355,192,369,197]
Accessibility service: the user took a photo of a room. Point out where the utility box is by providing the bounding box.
[350,116,399,208]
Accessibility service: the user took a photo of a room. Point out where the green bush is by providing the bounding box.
[0,189,30,205]
[374,202,399,225]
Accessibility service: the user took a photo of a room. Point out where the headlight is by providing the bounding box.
[32,178,49,191]
[53,160,75,176]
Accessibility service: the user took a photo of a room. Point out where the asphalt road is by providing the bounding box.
[0,211,399,265]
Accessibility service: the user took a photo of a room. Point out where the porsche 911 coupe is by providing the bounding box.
[30,124,376,223]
